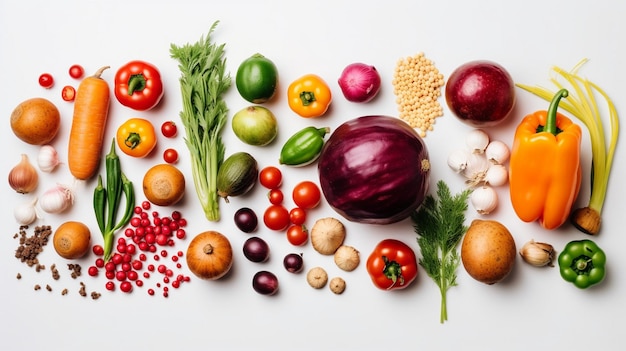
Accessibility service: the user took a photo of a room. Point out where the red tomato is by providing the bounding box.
[38,73,54,89]
[292,181,321,209]
[161,121,178,138]
[163,148,179,164]
[289,207,306,225]
[366,239,418,291]
[61,86,76,102]
[69,64,84,79]
[268,189,284,205]
[259,166,283,189]
[263,205,290,231]
[286,225,308,246]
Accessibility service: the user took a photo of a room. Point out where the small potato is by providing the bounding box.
[143,164,185,206]
[461,219,516,284]
[53,221,91,259]
[10,98,61,145]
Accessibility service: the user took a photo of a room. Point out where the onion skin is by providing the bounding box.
[318,116,430,224]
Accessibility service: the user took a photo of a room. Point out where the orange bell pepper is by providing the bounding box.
[509,89,582,230]
[287,74,332,118]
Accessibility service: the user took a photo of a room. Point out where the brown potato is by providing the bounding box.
[143,164,185,206]
[461,219,516,284]
[10,98,61,145]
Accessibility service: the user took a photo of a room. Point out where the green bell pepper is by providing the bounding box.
[279,126,330,167]
[558,239,606,289]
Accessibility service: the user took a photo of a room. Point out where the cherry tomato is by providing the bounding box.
[292,181,321,210]
[289,207,307,225]
[259,166,283,189]
[61,85,76,102]
[161,121,178,138]
[263,205,290,231]
[268,189,284,205]
[38,73,54,89]
[69,64,84,79]
[286,224,308,246]
[163,148,179,164]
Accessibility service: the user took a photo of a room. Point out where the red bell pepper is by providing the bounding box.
[114,60,164,111]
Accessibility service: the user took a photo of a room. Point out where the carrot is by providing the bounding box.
[68,66,111,180]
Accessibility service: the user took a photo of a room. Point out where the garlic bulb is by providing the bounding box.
[311,217,346,255]
[447,149,470,173]
[37,145,61,172]
[465,129,490,153]
[14,197,39,225]
[9,154,39,194]
[39,183,75,214]
[334,245,360,272]
[519,240,555,267]
[485,140,511,165]
[484,164,509,187]
[470,186,498,215]
[462,152,491,186]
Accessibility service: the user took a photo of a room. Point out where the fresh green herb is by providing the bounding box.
[93,139,135,262]
[516,59,619,235]
[170,21,231,222]
[411,180,471,324]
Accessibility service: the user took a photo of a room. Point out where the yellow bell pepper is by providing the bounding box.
[509,89,582,230]
[116,118,157,158]
[287,74,332,118]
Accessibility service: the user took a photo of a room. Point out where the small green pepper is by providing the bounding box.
[558,239,606,289]
[279,126,330,166]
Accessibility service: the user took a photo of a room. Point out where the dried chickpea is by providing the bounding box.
[392,52,445,137]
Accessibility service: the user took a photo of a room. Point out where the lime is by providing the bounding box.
[235,53,278,103]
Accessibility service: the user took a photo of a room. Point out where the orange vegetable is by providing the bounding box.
[287,74,332,118]
[116,118,157,158]
[68,66,111,180]
[509,89,582,230]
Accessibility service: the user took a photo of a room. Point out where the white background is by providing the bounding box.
[1,1,624,350]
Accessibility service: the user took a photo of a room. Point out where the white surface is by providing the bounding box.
[1,1,624,350]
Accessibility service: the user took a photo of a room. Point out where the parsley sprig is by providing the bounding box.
[411,180,471,324]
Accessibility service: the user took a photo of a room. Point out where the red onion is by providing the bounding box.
[337,63,381,103]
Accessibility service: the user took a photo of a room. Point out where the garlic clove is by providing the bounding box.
[37,145,61,172]
[447,148,470,173]
[465,129,490,154]
[9,154,39,194]
[484,164,509,187]
[485,140,511,165]
[14,197,39,225]
[462,152,491,186]
[519,240,555,267]
[470,185,498,215]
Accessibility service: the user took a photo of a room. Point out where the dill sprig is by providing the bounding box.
[411,180,471,324]
[170,21,231,221]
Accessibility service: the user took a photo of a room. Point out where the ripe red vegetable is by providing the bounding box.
[318,115,430,224]
[445,60,515,127]
[337,62,381,103]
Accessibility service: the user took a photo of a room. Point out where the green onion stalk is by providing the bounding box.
[517,59,619,235]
